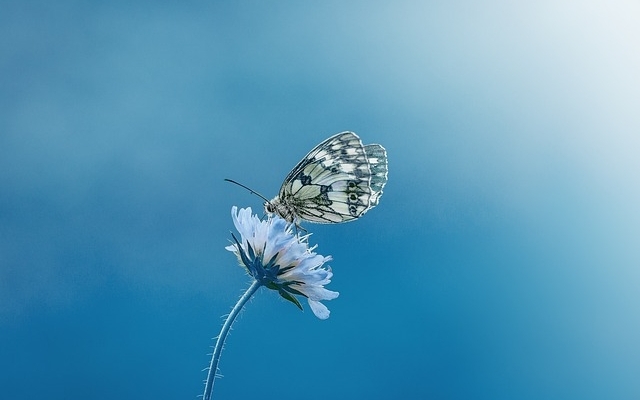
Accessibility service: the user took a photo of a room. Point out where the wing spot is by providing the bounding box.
[299,173,312,185]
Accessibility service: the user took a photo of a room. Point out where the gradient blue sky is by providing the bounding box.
[2,1,639,399]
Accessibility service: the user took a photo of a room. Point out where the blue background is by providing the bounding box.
[2,1,639,399]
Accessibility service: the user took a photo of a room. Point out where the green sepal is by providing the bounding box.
[280,282,305,298]
[277,288,303,310]
[265,281,303,311]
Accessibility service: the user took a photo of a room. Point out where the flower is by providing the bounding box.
[226,206,339,319]
[202,206,341,399]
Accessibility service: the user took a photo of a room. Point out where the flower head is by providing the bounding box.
[226,206,339,319]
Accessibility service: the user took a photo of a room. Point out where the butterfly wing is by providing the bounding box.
[278,131,385,223]
[364,144,388,207]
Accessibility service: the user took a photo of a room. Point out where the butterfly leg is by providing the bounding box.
[294,223,308,236]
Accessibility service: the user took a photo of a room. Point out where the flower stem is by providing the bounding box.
[203,279,262,400]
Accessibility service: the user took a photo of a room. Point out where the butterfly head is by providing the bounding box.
[264,199,276,214]
[264,197,297,224]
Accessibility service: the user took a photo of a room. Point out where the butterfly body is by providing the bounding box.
[265,131,388,224]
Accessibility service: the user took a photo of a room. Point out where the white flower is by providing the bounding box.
[226,206,339,319]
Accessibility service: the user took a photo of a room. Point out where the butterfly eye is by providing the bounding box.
[265,202,274,213]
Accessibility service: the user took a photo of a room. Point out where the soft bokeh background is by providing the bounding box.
[2,1,639,399]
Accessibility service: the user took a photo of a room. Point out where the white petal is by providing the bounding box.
[308,299,330,320]
[301,285,340,302]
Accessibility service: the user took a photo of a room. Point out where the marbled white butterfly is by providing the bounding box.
[264,131,388,224]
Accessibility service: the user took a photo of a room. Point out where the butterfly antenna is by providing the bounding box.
[224,179,271,203]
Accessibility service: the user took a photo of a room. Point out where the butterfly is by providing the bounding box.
[263,131,388,224]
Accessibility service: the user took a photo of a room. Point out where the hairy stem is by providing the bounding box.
[203,279,262,400]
